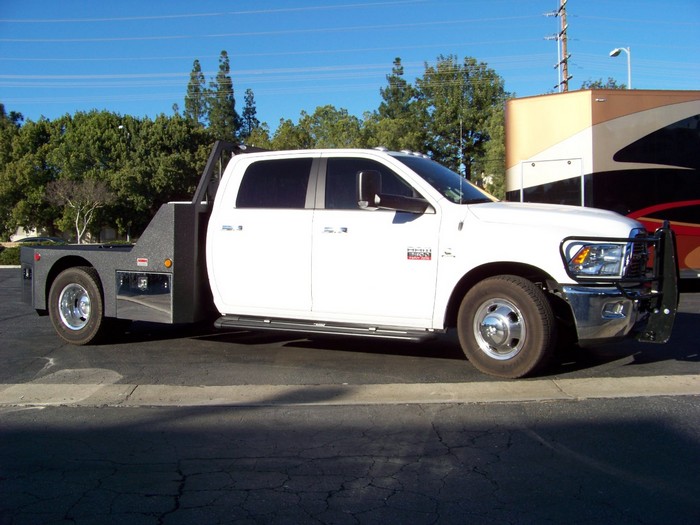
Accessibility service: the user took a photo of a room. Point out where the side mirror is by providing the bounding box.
[357,170,381,209]
[376,193,431,214]
[356,169,431,214]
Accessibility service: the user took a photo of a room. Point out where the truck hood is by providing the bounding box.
[467,201,643,237]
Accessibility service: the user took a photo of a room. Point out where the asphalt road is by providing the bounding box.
[1,268,699,524]
[1,268,699,387]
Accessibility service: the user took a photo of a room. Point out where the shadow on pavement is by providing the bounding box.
[117,308,700,378]
[1,400,698,524]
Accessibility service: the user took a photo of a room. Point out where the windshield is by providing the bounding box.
[393,154,497,204]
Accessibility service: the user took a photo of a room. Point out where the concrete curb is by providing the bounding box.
[1,375,698,408]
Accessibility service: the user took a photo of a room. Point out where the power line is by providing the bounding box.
[0,39,542,63]
[0,16,540,43]
[0,0,428,23]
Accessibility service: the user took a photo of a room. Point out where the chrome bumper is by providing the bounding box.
[561,286,643,343]
[559,221,678,345]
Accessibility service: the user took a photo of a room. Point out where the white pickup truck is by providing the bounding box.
[21,142,678,378]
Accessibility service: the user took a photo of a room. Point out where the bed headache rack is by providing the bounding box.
[191,141,267,205]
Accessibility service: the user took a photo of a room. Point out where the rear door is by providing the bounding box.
[207,155,317,317]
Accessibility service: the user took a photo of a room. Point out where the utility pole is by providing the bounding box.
[544,0,572,92]
[560,0,570,91]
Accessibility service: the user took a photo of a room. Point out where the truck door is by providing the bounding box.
[311,156,440,327]
[207,156,316,316]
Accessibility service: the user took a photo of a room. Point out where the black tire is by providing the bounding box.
[48,266,106,345]
[457,275,556,378]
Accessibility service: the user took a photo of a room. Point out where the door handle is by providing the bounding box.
[222,225,243,231]
[323,227,348,234]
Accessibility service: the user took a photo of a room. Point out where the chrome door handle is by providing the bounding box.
[323,227,348,234]
[222,225,243,231]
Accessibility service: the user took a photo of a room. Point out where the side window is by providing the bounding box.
[325,158,416,210]
[236,158,312,208]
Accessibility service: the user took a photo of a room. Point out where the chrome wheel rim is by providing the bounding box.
[58,283,91,331]
[473,298,526,360]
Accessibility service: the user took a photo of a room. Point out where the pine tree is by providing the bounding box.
[184,59,206,126]
[363,57,427,152]
[416,55,508,179]
[207,51,240,142]
[378,57,415,120]
[239,88,260,140]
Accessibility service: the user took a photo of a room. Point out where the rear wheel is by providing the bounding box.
[49,267,106,345]
[457,275,556,378]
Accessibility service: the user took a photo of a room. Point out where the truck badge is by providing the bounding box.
[407,247,431,260]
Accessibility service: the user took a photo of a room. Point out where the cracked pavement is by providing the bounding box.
[1,269,699,524]
[2,398,699,524]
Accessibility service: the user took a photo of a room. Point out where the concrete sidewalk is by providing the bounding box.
[2,374,699,408]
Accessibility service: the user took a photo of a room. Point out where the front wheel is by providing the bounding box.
[457,275,556,378]
[48,267,106,345]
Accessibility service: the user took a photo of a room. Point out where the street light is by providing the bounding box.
[609,47,631,89]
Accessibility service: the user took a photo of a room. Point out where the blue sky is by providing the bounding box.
[1,0,698,129]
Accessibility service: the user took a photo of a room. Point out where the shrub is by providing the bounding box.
[0,246,20,266]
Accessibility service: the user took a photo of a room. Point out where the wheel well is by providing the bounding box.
[44,257,98,309]
[444,262,557,329]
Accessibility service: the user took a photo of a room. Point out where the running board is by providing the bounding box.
[214,315,437,342]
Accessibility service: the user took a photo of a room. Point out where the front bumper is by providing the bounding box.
[561,286,644,343]
[559,222,679,345]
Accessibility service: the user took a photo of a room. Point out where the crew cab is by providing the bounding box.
[21,142,678,378]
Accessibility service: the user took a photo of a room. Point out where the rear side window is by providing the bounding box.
[236,158,312,208]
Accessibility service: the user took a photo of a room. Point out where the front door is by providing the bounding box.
[311,156,440,327]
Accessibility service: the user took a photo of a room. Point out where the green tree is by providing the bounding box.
[45,111,127,239]
[297,105,363,148]
[378,57,416,120]
[26,110,210,240]
[109,113,212,237]
[472,104,506,199]
[363,57,427,151]
[246,123,272,149]
[239,88,261,140]
[0,105,21,236]
[580,77,626,90]
[184,59,207,126]
[416,55,508,180]
[207,50,240,142]
[0,106,219,241]
[0,103,23,127]
[271,118,312,150]
[0,117,60,238]
[270,106,364,150]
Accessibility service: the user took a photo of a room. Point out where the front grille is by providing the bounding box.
[624,238,649,279]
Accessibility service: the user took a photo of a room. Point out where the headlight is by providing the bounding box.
[565,242,627,278]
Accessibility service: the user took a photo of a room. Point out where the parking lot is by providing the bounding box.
[1,268,699,524]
